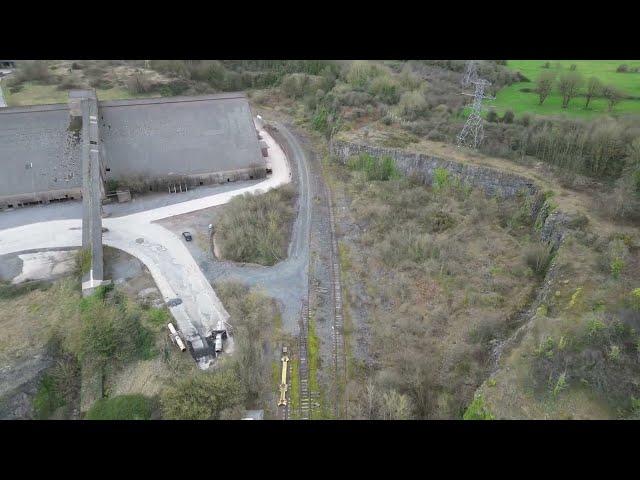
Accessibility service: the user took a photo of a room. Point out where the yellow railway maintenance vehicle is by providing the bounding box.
[278,346,289,407]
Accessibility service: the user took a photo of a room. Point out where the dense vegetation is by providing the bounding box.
[215,186,296,265]
[329,154,545,419]
[160,283,279,419]
[86,394,155,420]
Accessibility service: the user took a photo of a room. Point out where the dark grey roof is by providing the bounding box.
[99,93,264,179]
[0,93,264,199]
[0,105,82,198]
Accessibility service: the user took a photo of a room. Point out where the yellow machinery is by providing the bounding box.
[278,347,289,407]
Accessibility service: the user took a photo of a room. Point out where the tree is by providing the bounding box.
[584,77,602,109]
[557,72,583,108]
[601,84,623,112]
[535,71,555,105]
[160,368,244,420]
[486,109,499,123]
[502,110,515,124]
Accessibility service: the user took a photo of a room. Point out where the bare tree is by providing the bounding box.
[557,71,584,108]
[380,389,413,420]
[535,71,556,105]
[601,84,623,112]
[584,77,602,109]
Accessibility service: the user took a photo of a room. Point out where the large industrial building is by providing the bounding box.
[0,91,267,209]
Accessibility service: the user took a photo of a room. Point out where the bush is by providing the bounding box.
[486,109,499,123]
[75,249,92,276]
[33,353,80,419]
[398,91,428,120]
[502,110,515,124]
[369,76,401,104]
[524,243,554,278]
[617,64,629,73]
[125,72,157,94]
[160,367,243,419]
[347,153,400,181]
[160,79,190,97]
[463,393,494,420]
[346,61,384,89]
[78,287,155,367]
[215,282,274,402]
[216,186,296,266]
[89,77,114,89]
[86,394,154,420]
[14,60,51,83]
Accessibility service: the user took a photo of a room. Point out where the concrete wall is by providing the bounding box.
[329,139,538,198]
[0,104,82,207]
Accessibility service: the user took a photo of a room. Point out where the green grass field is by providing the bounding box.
[491,60,640,118]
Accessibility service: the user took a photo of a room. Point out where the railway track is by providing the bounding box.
[298,300,312,419]
[325,182,347,418]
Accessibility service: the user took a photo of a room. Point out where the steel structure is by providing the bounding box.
[461,60,478,87]
[456,61,495,149]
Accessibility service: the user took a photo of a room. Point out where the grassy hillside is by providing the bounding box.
[492,60,640,118]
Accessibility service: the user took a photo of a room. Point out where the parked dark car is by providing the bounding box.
[182,231,193,242]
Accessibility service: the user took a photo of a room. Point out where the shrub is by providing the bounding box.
[502,110,515,124]
[486,109,499,123]
[347,153,400,181]
[611,257,625,279]
[160,79,190,97]
[631,288,640,311]
[369,76,401,104]
[86,394,154,420]
[524,243,553,278]
[617,64,629,73]
[33,353,80,419]
[89,77,114,89]
[216,186,296,266]
[77,288,154,367]
[125,72,157,94]
[160,367,243,420]
[56,75,85,91]
[346,61,383,89]
[75,249,91,276]
[432,167,451,191]
[463,393,494,420]
[398,91,428,120]
[14,60,51,83]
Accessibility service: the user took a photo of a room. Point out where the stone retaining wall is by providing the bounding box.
[330,139,538,199]
[329,139,573,250]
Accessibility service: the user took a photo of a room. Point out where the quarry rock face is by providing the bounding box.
[329,140,538,199]
[329,139,577,252]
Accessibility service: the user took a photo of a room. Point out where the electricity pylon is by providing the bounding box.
[457,61,495,149]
